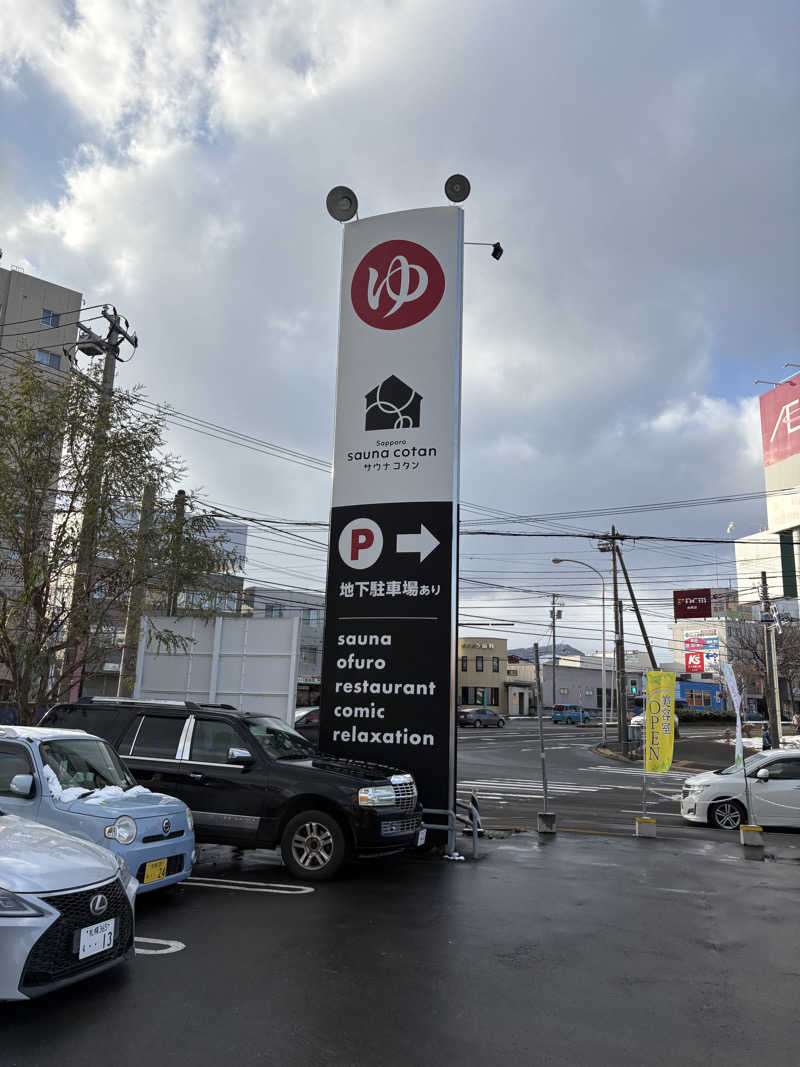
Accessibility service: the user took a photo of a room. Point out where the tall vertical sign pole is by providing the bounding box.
[319,208,464,837]
[550,594,557,710]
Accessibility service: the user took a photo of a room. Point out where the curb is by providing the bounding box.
[594,744,708,775]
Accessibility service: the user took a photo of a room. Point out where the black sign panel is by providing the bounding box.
[319,501,454,814]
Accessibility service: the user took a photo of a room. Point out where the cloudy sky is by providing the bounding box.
[2,0,798,662]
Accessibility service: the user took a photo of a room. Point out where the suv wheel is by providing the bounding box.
[281,810,347,881]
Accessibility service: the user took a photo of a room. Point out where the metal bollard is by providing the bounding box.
[468,792,482,859]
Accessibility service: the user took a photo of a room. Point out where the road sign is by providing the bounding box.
[319,207,463,819]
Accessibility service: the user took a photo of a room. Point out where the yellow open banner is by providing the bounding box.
[644,671,676,773]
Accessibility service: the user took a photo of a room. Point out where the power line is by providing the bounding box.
[0,303,105,329]
[0,313,105,341]
[459,488,798,525]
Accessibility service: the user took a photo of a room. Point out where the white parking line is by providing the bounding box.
[186,876,314,895]
[135,937,186,955]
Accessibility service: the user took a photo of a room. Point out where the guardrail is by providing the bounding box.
[423,793,483,859]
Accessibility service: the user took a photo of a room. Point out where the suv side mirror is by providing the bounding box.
[227,747,254,766]
[756,767,770,782]
[9,774,35,798]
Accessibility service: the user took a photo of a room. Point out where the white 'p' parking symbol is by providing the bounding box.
[338,518,383,570]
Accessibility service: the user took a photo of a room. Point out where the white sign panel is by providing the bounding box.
[330,207,462,507]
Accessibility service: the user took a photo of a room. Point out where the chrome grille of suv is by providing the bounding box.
[380,815,422,837]
[392,780,417,812]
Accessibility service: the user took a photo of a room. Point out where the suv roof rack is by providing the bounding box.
[77,696,203,709]
[75,697,240,712]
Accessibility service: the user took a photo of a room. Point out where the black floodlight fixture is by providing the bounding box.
[326,186,358,222]
[445,174,471,203]
[465,239,504,261]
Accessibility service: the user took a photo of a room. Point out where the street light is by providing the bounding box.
[552,558,608,745]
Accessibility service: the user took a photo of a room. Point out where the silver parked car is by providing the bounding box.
[0,813,137,1000]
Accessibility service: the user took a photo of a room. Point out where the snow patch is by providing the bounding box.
[42,765,153,804]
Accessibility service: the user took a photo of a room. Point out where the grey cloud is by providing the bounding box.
[1,0,797,650]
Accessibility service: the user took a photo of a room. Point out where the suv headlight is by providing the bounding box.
[185,806,194,833]
[0,886,44,918]
[104,815,137,844]
[358,785,396,807]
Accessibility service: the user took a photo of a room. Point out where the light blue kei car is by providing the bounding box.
[0,725,195,893]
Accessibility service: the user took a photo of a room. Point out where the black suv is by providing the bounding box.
[40,698,424,881]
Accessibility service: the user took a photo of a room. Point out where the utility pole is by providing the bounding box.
[550,593,559,710]
[117,481,156,697]
[600,527,627,755]
[760,570,782,745]
[63,307,138,700]
[616,542,657,671]
[168,489,187,616]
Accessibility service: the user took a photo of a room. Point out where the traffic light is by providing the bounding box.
[630,679,638,695]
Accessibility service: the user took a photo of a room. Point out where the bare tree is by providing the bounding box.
[0,360,239,724]
[726,618,800,714]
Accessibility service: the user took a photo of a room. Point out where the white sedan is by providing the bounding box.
[630,710,680,739]
[0,813,137,1000]
[681,750,800,830]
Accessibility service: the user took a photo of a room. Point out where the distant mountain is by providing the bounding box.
[508,643,582,662]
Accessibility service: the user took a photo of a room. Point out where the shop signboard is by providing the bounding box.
[318,207,463,821]
[685,651,705,673]
[759,375,800,530]
[673,589,712,620]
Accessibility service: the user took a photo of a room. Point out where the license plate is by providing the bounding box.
[417,828,426,846]
[143,858,169,884]
[79,918,115,960]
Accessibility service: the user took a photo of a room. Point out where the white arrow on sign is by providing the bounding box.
[396,524,439,562]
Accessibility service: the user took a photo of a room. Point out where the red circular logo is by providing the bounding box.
[351,240,445,330]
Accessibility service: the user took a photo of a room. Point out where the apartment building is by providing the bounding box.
[458,637,510,714]
[0,266,82,702]
[0,265,81,381]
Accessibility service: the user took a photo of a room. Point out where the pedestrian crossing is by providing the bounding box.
[457,775,683,802]
[579,765,687,782]
[457,778,607,800]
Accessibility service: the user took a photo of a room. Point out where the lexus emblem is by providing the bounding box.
[89,894,108,917]
[162,818,171,835]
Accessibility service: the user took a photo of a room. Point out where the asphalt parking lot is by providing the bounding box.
[3,831,798,1067]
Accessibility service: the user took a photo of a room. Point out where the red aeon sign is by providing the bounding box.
[673,589,712,620]
[685,651,705,673]
[351,240,445,330]
[759,375,800,467]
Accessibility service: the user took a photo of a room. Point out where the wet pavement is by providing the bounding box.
[3,831,797,1066]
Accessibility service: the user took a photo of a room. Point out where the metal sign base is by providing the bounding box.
[537,812,557,834]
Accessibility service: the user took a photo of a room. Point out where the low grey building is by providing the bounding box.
[538,663,612,713]
[244,586,324,688]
